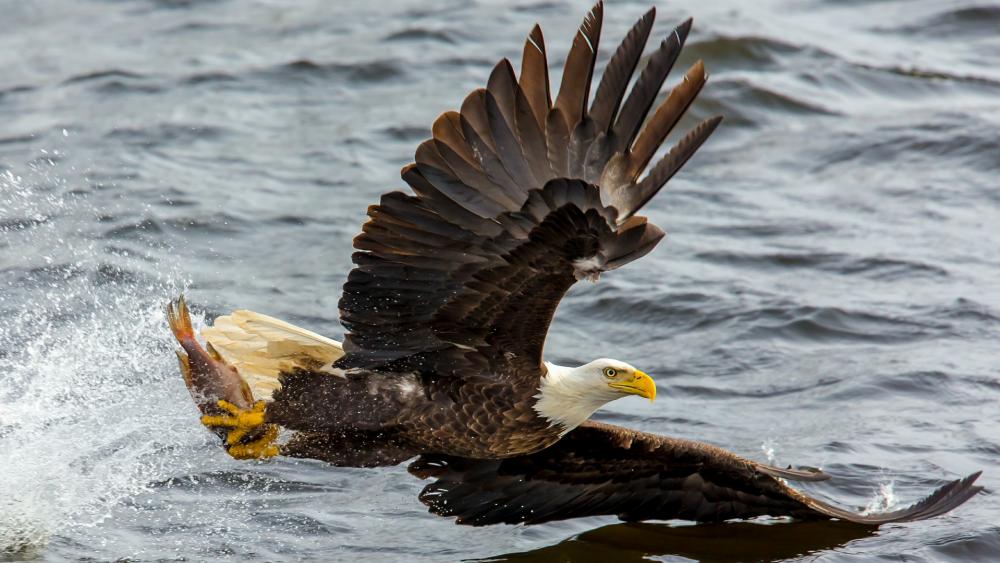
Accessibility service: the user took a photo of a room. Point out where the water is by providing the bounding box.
[1,0,997,560]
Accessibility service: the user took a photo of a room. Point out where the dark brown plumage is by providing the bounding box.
[264,2,717,460]
[409,421,984,526]
[172,1,983,527]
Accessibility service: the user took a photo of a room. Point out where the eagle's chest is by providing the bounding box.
[400,380,563,458]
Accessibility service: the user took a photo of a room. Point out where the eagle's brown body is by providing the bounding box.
[169,2,982,528]
[266,370,561,463]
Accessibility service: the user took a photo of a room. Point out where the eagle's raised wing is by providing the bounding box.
[337,3,721,386]
[409,421,983,526]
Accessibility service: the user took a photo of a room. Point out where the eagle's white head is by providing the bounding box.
[533,358,656,434]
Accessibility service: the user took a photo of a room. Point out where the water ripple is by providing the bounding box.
[384,27,458,44]
[0,0,994,560]
[106,123,231,148]
[742,305,946,344]
[892,6,1000,37]
[696,250,950,280]
[263,59,406,84]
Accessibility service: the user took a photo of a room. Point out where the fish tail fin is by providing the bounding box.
[168,297,196,387]
[166,295,206,379]
[166,294,196,343]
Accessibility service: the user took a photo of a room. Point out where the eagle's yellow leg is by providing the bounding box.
[201,400,279,459]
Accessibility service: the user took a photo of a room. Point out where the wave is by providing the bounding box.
[62,69,147,85]
[105,123,232,148]
[889,5,1000,37]
[685,35,808,70]
[264,59,405,84]
[740,305,945,344]
[575,286,946,345]
[60,69,164,95]
[811,111,1000,175]
[383,28,458,44]
[0,164,209,555]
[695,250,950,281]
[693,76,839,129]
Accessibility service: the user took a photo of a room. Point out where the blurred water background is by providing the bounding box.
[1,0,997,560]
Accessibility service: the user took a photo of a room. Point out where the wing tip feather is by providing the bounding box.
[805,470,984,525]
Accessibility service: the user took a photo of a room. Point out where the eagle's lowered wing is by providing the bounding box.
[410,421,983,526]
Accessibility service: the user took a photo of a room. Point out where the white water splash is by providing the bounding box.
[0,164,205,555]
[862,479,899,515]
[760,438,778,466]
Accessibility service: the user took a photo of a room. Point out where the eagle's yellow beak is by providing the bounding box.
[609,370,656,402]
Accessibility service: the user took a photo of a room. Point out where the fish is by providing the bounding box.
[166,296,270,448]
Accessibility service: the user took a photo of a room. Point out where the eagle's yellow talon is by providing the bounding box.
[226,426,250,446]
[200,400,276,458]
[200,400,268,429]
[216,400,243,416]
[226,424,280,459]
[200,414,228,427]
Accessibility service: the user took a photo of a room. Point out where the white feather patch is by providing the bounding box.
[533,362,613,435]
[571,255,603,281]
[200,309,345,401]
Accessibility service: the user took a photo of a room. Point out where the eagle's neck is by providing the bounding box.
[533,361,608,435]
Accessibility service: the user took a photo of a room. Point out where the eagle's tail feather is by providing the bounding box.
[199,309,345,402]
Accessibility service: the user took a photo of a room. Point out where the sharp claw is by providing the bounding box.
[217,400,243,416]
[226,424,281,459]
[226,426,250,445]
[259,424,278,441]
[201,401,267,429]
[228,443,279,459]
[201,414,230,427]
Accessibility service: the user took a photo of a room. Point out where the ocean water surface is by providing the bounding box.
[1,0,997,561]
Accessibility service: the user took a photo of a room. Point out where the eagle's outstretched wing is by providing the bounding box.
[336,3,721,387]
[410,421,983,526]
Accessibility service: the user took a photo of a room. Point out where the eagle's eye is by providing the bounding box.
[603,367,618,378]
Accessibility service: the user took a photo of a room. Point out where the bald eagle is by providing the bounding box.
[168,3,982,525]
